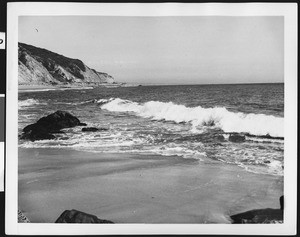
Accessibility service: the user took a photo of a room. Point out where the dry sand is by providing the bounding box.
[18,148,283,223]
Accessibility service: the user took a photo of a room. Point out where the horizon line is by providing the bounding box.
[122,82,284,86]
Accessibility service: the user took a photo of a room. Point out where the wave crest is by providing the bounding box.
[100,98,284,137]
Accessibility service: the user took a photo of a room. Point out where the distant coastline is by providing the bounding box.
[18,42,115,88]
[18,85,94,93]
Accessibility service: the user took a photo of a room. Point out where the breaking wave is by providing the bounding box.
[100,98,284,137]
[18,98,44,109]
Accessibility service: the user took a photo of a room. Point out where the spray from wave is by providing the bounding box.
[100,98,284,137]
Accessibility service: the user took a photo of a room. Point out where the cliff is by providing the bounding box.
[18,43,115,86]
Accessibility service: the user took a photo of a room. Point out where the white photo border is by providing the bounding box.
[6,2,298,235]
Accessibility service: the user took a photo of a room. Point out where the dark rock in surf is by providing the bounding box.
[245,133,284,140]
[230,196,283,223]
[20,110,85,141]
[229,134,245,143]
[280,195,283,210]
[82,127,99,132]
[23,110,82,132]
[82,127,109,132]
[55,209,114,224]
[20,130,56,141]
[216,135,225,142]
[174,131,225,144]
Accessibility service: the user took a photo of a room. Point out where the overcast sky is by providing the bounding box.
[19,16,283,85]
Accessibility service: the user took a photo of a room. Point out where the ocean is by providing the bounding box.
[18,83,284,177]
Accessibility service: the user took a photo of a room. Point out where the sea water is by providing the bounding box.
[18,83,284,176]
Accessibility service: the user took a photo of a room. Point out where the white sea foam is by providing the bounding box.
[267,160,283,176]
[18,121,283,175]
[18,98,44,109]
[151,145,206,160]
[100,98,284,137]
[238,159,283,176]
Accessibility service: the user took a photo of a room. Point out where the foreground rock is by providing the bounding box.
[18,210,30,223]
[20,110,86,141]
[230,196,283,223]
[55,209,114,224]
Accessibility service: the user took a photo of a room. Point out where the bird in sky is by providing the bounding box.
[35,28,38,33]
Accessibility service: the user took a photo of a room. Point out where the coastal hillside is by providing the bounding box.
[18,43,115,86]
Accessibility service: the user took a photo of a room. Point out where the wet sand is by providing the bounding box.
[18,148,283,223]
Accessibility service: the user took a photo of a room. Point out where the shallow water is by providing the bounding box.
[18,83,284,176]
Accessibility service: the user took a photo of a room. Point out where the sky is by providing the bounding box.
[19,16,283,85]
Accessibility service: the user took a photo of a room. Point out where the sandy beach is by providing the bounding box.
[18,148,283,223]
[18,83,128,93]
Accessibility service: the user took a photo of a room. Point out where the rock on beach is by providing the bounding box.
[230,196,283,223]
[20,110,86,141]
[55,209,114,224]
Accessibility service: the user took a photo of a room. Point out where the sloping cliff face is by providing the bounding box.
[18,43,115,86]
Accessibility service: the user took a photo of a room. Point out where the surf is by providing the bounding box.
[18,98,45,109]
[100,98,284,138]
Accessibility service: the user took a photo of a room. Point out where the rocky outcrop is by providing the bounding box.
[55,209,114,223]
[230,196,283,223]
[20,110,86,141]
[18,42,115,87]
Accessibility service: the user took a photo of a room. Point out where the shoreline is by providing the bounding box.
[18,83,137,93]
[18,147,283,223]
[18,85,94,92]
[18,82,283,93]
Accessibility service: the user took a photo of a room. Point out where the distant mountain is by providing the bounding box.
[18,43,115,86]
